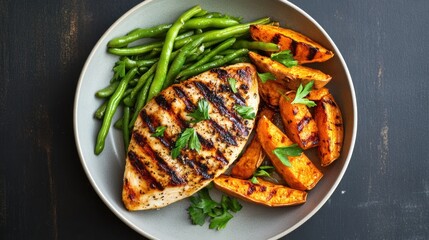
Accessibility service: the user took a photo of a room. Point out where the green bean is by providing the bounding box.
[94,67,138,155]
[232,40,280,51]
[200,12,242,22]
[121,57,158,69]
[107,24,172,48]
[183,18,239,29]
[164,37,204,88]
[123,63,157,107]
[178,48,249,80]
[94,88,132,120]
[95,81,119,98]
[147,5,203,102]
[108,41,164,56]
[94,101,108,120]
[187,38,236,70]
[173,17,271,49]
[129,74,154,129]
[114,116,123,129]
[122,106,131,151]
[229,56,251,64]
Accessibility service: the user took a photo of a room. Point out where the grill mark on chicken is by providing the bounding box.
[128,150,164,190]
[178,155,213,180]
[138,109,172,149]
[155,94,170,110]
[193,81,248,136]
[210,68,228,80]
[209,119,237,146]
[220,83,246,105]
[140,110,155,132]
[173,86,196,112]
[133,131,186,186]
[215,149,229,165]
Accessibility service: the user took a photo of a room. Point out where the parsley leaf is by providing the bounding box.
[221,195,242,213]
[209,211,233,230]
[250,166,275,184]
[171,128,201,158]
[292,81,317,107]
[188,99,210,123]
[228,78,238,93]
[151,126,166,137]
[258,72,276,83]
[272,144,303,167]
[234,105,256,120]
[188,188,242,231]
[271,50,298,68]
[188,205,206,226]
[112,60,126,81]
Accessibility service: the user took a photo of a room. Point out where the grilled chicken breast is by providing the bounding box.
[122,63,260,210]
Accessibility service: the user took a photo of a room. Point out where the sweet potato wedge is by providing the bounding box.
[249,51,331,90]
[257,75,288,107]
[279,92,319,150]
[250,24,334,64]
[214,175,307,207]
[231,108,275,179]
[230,136,265,179]
[314,93,344,166]
[307,87,330,101]
[256,116,323,190]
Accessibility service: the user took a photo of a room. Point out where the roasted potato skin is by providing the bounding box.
[231,108,275,179]
[314,93,344,166]
[256,116,323,190]
[250,24,334,64]
[249,51,331,90]
[257,76,288,107]
[279,92,319,150]
[230,137,265,179]
[214,175,307,207]
[307,87,330,101]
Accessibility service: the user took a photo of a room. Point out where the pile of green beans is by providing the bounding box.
[93,5,276,155]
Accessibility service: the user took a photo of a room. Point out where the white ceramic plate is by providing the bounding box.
[74,0,357,239]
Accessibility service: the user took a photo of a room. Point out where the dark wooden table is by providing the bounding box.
[1,0,428,239]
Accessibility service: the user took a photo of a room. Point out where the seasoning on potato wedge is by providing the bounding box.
[249,51,332,90]
[256,116,323,190]
[279,92,319,150]
[307,87,330,101]
[257,75,288,107]
[314,93,344,166]
[250,24,334,64]
[231,108,275,179]
[213,175,307,207]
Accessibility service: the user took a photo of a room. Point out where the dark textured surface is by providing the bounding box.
[1,0,428,239]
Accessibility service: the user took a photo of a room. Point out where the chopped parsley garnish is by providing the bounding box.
[228,77,238,93]
[257,72,276,83]
[292,81,317,107]
[250,166,275,184]
[271,50,298,68]
[112,60,126,81]
[188,99,210,123]
[151,126,166,137]
[234,105,256,120]
[272,144,303,167]
[188,187,242,230]
[171,128,201,158]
